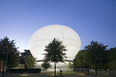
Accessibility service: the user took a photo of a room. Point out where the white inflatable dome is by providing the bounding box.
[29,25,81,61]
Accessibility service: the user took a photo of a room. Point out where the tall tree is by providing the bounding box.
[19,50,32,68]
[44,38,67,76]
[84,41,108,75]
[73,50,89,69]
[6,51,19,69]
[0,37,19,77]
[25,56,36,68]
[107,47,116,74]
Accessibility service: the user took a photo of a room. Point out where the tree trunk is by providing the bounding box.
[54,62,56,76]
[2,61,5,77]
[95,64,97,75]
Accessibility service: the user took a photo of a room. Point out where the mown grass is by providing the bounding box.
[0,71,116,77]
[0,74,116,77]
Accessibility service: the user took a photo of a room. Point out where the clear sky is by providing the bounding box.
[0,0,116,52]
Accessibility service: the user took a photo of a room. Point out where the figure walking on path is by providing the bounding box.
[60,69,62,76]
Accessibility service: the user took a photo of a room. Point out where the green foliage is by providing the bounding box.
[19,50,32,69]
[44,38,67,62]
[25,56,36,68]
[6,51,19,69]
[19,50,32,64]
[73,50,88,68]
[73,41,116,75]
[0,37,19,68]
[84,41,108,75]
[84,41,108,68]
[41,60,51,69]
[68,62,73,69]
[44,38,67,76]
[107,47,116,69]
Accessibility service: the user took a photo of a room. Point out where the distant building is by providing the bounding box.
[19,64,25,69]
[29,25,81,69]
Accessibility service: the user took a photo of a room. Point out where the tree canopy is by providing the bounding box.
[44,38,67,62]
[73,41,116,75]
[25,56,36,68]
[19,49,32,68]
[107,47,116,69]
[0,37,19,77]
[41,60,51,69]
[73,50,89,68]
[84,41,108,75]
[44,38,67,76]
[19,50,32,64]
[0,37,19,68]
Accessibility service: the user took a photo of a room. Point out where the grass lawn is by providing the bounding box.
[0,71,116,77]
[0,74,116,77]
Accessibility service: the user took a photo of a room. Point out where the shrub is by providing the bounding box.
[6,68,41,73]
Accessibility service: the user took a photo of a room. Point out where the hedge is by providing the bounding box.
[6,68,41,73]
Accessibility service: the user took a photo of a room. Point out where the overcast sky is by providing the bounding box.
[0,0,116,52]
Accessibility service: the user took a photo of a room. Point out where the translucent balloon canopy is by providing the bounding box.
[29,25,81,61]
